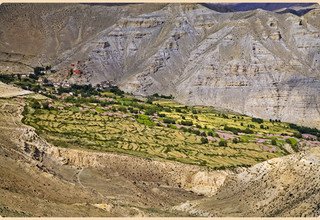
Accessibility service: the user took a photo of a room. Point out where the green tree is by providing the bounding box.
[219,139,228,147]
[31,101,41,109]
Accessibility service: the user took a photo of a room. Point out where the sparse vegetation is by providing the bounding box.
[219,139,228,147]
[8,74,315,170]
[201,137,208,144]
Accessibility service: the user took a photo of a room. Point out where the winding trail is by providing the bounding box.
[75,167,107,202]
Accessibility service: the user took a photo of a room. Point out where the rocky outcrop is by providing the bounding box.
[45,146,231,196]
[174,147,320,217]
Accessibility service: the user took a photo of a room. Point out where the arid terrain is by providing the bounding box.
[1,3,320,128]
[0,3,320,217]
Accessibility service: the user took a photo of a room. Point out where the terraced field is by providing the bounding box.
[21,89,311,169]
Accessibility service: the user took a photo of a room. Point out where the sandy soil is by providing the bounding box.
[0,82,32,98]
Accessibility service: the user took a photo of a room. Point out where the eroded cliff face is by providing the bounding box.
[175,147,320,217]
[45,147,231,196]
[0,3,320,128]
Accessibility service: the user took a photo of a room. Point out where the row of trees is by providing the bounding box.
[289,123,320,137]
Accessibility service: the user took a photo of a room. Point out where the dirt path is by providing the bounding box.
[75,167,107,202]
[76,167,86,188]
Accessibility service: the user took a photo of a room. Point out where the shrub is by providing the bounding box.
[152,93,173,99]
[27,74,37,82]
[144,108,156,115]
[222,114,229,119]
[219,139,228,147]
[201,137,208,144]
[192,109,198,114]
[180,127,188,132]
[200,132,207,137]
[163,118,176,124]
[207,131,214,136]
[168,124,177,129]
[0,74,16,84]
[224,125,254,134]
[158,113,166,117]
[181,120,193,126]
[232,138,240,144]
[41,101,50,110]
[192,129,201,135]
[131,108,139,114]
[146,96,155,104]
[243,128,254,134]
[118,106,127,113]
[109,86,124,96]
[224,125,240,134]
[252,117,263,124]
[271,139,277,146]
[293,132,302,138]
[136,114,155,126]
[34,66,45,75]
[31,100,41,109]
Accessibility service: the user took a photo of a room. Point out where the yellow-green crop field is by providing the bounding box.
[21,89,315,170]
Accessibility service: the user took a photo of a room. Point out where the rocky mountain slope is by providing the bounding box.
[0,3,319,128]
[174,147,320,217]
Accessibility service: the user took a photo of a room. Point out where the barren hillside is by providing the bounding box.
[175,147,320,217]
[1,3,319,128]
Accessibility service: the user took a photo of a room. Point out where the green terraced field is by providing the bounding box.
[21,89,311,169]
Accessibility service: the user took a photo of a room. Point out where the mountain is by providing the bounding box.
[0,3,319,129]
[204,3,317,12]
[0,4,320,217]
